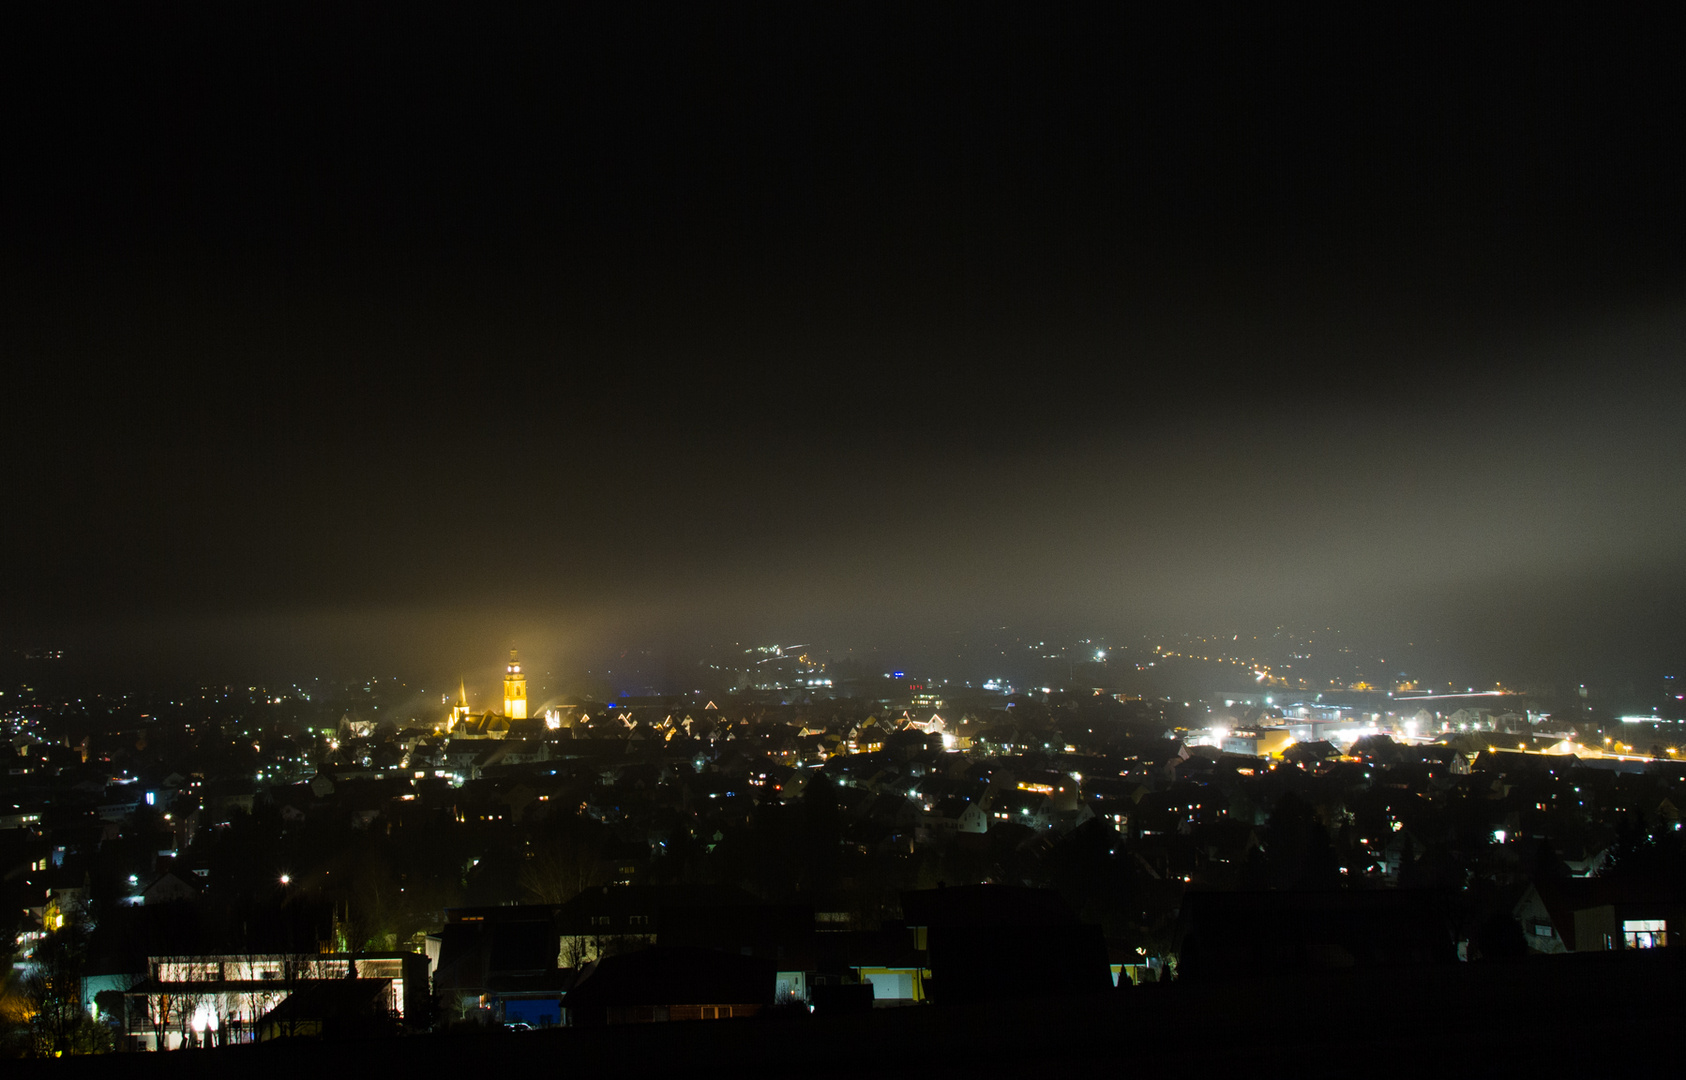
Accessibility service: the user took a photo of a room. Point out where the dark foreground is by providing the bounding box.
[24,950,1681,1078]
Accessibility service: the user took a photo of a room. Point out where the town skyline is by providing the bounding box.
[3,5,1683,1061]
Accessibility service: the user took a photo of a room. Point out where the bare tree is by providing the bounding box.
[519,818,606,904]
[24,928,110,1055]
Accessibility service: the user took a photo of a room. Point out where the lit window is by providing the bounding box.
[1623,919,1666,949]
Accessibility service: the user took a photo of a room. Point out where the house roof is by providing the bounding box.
[258,979,392,1025]
[1526,879,1686,951]
[1176,889,1457,977]
[901,885,1077,928]
[563,946,774,1008]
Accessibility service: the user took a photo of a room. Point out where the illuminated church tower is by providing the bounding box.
[503,650,528,720]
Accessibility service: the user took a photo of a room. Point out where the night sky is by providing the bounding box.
[5,6,1683,683]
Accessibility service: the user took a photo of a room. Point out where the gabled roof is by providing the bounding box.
[563,946,774,1008]
[259,979,391,1026]
[901,885,1077,928]
[1283,740,1338,763]
[140,871,197,904]
[1177,889,1457,977]
[1526,878,1686,951]
[929,794,973,819]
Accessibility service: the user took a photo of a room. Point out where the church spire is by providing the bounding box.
[446,677,471,732]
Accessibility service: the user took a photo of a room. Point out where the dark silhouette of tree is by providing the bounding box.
[647,809,707,886]
[1601,821,1686,886]
[1528,836,1572,884]
[1473,911,1529,960]
[1043,818,1137,939]
[518,814,608,904]
[793,774,844,896]
[1294,820,1344,891]
[24,927,111,1055]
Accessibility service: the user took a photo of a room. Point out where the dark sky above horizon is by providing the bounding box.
[4,5,1684,684]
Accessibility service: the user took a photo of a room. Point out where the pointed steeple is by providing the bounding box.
[447,678,471,732]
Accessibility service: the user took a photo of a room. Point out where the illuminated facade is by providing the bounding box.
[123,952,426,1050]
[437,652,529,738]
[504,650,528,720]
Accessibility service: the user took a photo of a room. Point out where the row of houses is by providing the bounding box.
[117,877,1681,1045]
[101,884,1115,1043]
[427,884,1116,1028]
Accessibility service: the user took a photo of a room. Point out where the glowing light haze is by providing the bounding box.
[3,8,1681,685]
